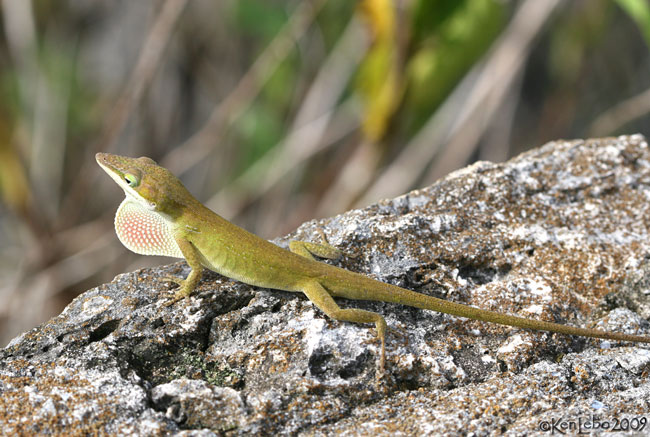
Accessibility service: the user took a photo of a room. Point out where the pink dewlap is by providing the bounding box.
[114,199,182,258]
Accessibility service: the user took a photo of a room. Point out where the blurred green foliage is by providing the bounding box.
[404,0,504,134]
[616,0,650,47]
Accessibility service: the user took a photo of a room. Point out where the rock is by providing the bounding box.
[2,135,650,435]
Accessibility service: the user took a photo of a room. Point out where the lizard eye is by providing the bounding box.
[124,174,139,187]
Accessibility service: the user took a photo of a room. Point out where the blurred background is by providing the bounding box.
[1,0,650,345]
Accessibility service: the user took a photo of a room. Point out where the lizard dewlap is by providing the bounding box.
[115,198,183,258]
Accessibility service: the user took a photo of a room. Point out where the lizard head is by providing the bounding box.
[96,153,194,218]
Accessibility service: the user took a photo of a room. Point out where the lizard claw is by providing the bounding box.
[160,275,192,306]
[161,275,184,288]
[162,292,184,307]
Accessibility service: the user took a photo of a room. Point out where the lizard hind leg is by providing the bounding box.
[301,281,387,375]
[289,230,342,261]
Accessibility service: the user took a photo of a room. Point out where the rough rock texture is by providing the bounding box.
[3,135,650,435]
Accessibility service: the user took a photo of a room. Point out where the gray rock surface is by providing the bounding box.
[2,135,650,435]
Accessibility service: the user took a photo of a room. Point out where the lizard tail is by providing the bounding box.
[352,277,650,344]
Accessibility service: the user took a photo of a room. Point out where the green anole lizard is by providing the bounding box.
[96,153,650,372]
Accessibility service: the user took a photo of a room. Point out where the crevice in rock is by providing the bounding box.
[88,319,121,343]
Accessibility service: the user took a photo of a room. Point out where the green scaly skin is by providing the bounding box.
[96,153,650,374]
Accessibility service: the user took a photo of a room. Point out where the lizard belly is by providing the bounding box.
[195,245,303,292]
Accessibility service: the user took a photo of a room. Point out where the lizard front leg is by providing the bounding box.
[301,280,387,375]
[162,237,204,306]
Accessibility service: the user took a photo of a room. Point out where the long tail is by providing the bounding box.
[346,276,650,343]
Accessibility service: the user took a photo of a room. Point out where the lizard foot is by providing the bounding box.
[161,275,192,306]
